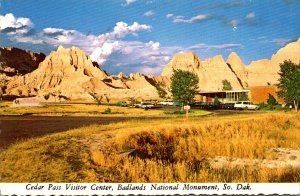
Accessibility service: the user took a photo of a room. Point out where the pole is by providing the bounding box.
[186,107,189,120]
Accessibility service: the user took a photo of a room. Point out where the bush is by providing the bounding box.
[164,110,195,115]
[267,94,277,106]
[116,101,127,107]
[102,108,112,114]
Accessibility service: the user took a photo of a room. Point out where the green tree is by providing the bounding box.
[267,93,277,105]
[222,80,232,91]
[238,92,249,101]
[156,83,167,99]
[213,96,220,103]
[277,60,300,112]
[171,69,199,104]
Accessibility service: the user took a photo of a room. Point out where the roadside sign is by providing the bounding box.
[184,105,190,110]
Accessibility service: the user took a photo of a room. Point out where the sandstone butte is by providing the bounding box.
[162,38,300,92]
[3,46,162,101]
[1,38,300,101]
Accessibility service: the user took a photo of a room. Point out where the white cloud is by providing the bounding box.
[166,13,174,18]
[139,66,164,75]
[90,41,120,65]
[104,40,182,74]
[94,22,151,46]
[271,38,292,46]
[173,14,211,23]
[143,10,155,17]
[0,13,34,35]
[227,19,240,27]
[4,19,152,65]
[123,0,136,5]
[189,43,243,50]
[146,41,160,50]
[246,12,256,19]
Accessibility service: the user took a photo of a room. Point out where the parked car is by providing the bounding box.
[221,103,235,110]
[140,102,155,109]
[234,101,259,110]
[159,101,174,106]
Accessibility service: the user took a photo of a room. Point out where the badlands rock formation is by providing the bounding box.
[2,38,299,101]
[0,47,45,76]
[228,38,300,87]
[4,46,161,101]
[0,47,45,96]
[162,52,243,91]
[162,38,300,91]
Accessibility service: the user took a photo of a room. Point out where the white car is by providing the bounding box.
[140,102,155,109]
[159,101,174,106]
[234,101,260,110]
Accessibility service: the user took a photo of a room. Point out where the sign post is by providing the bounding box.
[183,105,190,119]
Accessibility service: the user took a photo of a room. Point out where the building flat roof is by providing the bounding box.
[199,89,250,94]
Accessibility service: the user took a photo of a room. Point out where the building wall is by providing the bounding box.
[249,86,284,104]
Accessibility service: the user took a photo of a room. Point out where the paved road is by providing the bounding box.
[0,115,165,149]
[0,110,264,149]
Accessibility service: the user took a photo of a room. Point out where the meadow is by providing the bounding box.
[0,112,299,182]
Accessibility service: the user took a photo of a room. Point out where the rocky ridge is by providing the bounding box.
[1,38,300,101]
[162,38,300,91]
[5,46,162,101]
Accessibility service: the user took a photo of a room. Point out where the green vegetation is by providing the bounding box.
[164,110,211,116]
[267,93,277,106]
[0,113,299,182]
[155,82,167,99]
[222,79,232,91]
[213,96,220,103]
[102,107,112,114]
[277,60,300,112]
[171,69,199,104]
[89,93,103,105]
[238,92,249,101]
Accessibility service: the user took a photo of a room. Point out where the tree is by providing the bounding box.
[267,93,277,105]
[89,93,103,105]
[105,96,110,105]
[213,96,220,103]
[156,83,167,99]
[222,80,232,91]
[238,92,249,101]
[171,69,199,104]
[277,60,300,112]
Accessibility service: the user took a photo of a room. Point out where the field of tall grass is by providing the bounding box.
[0,112,299,182]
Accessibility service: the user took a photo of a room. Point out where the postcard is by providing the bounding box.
[0,0,299,195]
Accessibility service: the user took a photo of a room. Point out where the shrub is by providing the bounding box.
[267,94,277,106]
[102,107,111,114]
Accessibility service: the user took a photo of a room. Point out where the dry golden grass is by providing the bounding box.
[0,112,299,182]
[0,101,210,117]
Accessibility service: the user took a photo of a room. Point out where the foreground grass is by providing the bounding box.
[0,113,299,182]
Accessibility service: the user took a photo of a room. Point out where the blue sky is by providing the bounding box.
[1,0,300,75]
